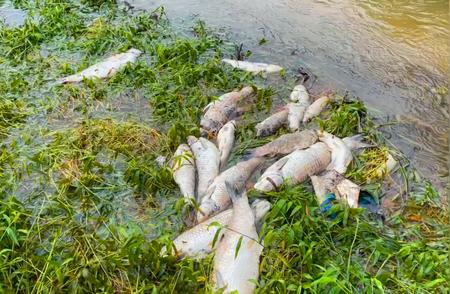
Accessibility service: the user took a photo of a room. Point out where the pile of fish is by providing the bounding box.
[166,73,389,293]
[57,53,394,293]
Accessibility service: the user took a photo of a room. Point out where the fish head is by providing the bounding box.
[317,131,341,149]
[200,117,221,134]
[175,144,191,155]
[187,136,198,147]
[254,173,283,192]
[317,130,332,140]
[251,199,271,222]
[127,48,142,56]
[336,179,360,208]
[196,199,221,223]
[239,86,255,98]
[256,126,273,138]
[266,64,284,73]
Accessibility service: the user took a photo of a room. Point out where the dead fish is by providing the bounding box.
[255,108,288,137]
[303,96,330,123]
[217,120,236,170]
[318,131,353,174]
[57,48,142,84]
[171,144,196,202]
[336,178,360,208]
[311,170,360,208]
[342,134,374,150]
[280,142,331,186]
[253,155,292,192]
[287,102,307,131]
[197,157,263,222]
[222,59,283,74]
[376,153,398,178]
[289,84,310,103]
[187,136,220,201]
[249,130,318,158]
[163,199,270,259]
[213,183,262,294]
[201,87,254,134]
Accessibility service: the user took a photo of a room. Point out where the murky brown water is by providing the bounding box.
[129,0,448,190]
[1,0,448,191]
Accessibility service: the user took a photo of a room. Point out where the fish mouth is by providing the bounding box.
[265,177,280,192]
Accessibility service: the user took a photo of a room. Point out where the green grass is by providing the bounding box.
[0,0,448,293]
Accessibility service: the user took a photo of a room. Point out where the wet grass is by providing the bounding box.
[0,0,448,293]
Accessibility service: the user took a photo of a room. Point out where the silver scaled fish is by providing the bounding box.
[303,96,330,123]
[197,157,263,222]
[310,170,360,208]
[217,120,236,171]
[213,183,263,294]
[201,87,254,134]
[164,199,270,259]
[255,108,288,137]
[248,130,318,158]
[57,48,142,84]
[222,59,283,74]
[318,131,353,174]
[187,136,220,201]
[171,144,196,202]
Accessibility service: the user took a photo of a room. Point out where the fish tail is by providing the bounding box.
[343,134,374,150]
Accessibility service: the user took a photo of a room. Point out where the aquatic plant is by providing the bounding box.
[316,96,370,137]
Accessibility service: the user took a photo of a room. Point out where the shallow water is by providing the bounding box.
[0,0,26,27]
[1,0,448,191]
[129,0,448,190]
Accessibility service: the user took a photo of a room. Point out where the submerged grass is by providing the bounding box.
[0,0,448,293]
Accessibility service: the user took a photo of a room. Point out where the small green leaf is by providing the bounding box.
[234,236,244,259]
[264,230,274,247]
[211,226,223,248]
[372,278,385,293]
[424,278,445,289]
[6,228,18,245]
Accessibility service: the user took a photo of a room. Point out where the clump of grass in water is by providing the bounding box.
[346,147,390,185]
[0,99,28,137]
[316,96,370,137]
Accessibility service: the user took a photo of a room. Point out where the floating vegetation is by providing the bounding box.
[0,0,447,293]
[316,97,370,138]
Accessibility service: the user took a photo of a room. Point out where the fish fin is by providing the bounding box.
[224,181,242,204]
[342,134,374,150]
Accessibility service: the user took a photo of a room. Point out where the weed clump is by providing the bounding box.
[0,100,28,138]
[317,97,370,137]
